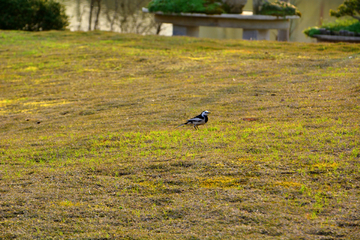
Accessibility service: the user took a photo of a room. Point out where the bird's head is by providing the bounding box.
[201,110,210,116]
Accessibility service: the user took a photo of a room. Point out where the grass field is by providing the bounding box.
[1,30,360,239]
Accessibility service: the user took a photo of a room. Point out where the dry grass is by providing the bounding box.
[0,30,360,239]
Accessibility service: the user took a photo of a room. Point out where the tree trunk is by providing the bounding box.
[110,0,119,31]
[88,0,95,31]
[76,0,81,30]
[156,23,162,35]
[94,0,102,30]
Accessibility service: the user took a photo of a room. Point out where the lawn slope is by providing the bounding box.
[1,30,360,239]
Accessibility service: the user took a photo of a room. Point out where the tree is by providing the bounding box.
[80,0,162,34]
[88,0,101,30]
[103,0,162,34]
[0,0,69,31]
[330,0,360,21]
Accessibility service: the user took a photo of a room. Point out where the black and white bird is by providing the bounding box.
[177,110,210,130]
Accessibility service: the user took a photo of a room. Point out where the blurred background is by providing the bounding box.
[59,0,345,42]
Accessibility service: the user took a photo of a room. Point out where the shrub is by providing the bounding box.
[303,18,360,37]
[0,0,69,31]
[303,27,321,37]
[259,1,301,17]
[147,0,230,14]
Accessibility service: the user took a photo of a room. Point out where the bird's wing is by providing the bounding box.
[187,117,204,124]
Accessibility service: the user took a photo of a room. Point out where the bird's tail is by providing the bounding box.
[176,123,186,128]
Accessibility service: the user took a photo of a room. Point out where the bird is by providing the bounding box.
[176,110,210,130]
